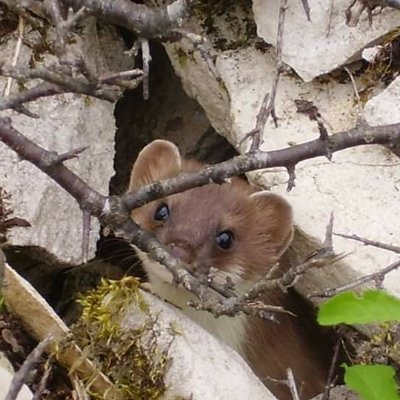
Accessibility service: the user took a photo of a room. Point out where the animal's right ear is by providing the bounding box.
[129,140,182,190]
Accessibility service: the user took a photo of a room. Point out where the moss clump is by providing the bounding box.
[72,277,170,400]
[356,322,400,365]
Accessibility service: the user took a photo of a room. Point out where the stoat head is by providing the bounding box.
[129,140,293,288]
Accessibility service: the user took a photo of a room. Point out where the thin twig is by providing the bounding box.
[81,211,91,264]
[334,233,400,254]
[122,123,400,210]
[3,16,25,97]
[5,335,52,400]
[311,258,400,298]
[140,38,151,100]
[32,358,52,400]
[322,339,341,400]
[324,212,334,249]
[286,368,300,400]
[172,29,220,82]
[1,118,400,318]
[249,0,288,151]
[344,66,361,113]
[98,69,143,84]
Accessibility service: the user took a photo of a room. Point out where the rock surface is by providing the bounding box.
[0,21,129,265]
[122,291,277,400]
[164,5,400,299]
[253,0,400,81]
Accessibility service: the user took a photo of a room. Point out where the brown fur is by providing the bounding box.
[129,140,330,400]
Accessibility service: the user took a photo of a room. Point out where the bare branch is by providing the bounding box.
[1,117,400,319]
[3,15,25,97]
[249,0,288,151]
[287,368,300,400]
[323,212,334,249]
[286,165,296,191]
[344,66,362,114]
[0,118,235,313]
[98,69,143,85]
[140,38,151,100]
[0,83,63,114]
[334,233,400,254]
[123,123,400,210]
[64,0,194,38]
[190,249,344,319]
[345,0,396,26]
[0,64,118,100]
[311,258,400,298]
[301,0,311,21]
[295,99,332,159]
[170,29,220,82]
[81,210,91,264]
[32,359,52,400]
[387,0,400,8]
[46,0,87,54]
[322,339,341,400]
[0,118,107,214]
[5,335,52,400]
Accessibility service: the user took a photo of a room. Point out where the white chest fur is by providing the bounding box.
[135,248,247,355]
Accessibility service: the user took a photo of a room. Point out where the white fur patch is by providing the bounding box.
[134,247,247,355]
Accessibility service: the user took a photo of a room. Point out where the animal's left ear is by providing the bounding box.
[250,191,293,257]
[128,140,182,191]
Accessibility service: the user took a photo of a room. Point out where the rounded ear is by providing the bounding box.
[129,140,182,190]
[250,191,294,257]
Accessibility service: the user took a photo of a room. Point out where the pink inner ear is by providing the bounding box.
[129,140,182,190]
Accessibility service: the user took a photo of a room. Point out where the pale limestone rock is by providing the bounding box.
[363,76,400,126]
[253,0,400,81]
[0,21,129,265]
[165,23,400,298]
[121,291,277,400]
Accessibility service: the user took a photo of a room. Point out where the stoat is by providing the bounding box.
[128,140,329,400]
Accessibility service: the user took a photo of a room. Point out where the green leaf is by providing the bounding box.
[318,289,400,326]
[344,364,400,400]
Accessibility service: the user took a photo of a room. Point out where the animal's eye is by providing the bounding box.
[154,203,169,221]
[216,230,234,250]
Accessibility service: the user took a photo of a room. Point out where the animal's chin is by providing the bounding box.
[131,244,248,293]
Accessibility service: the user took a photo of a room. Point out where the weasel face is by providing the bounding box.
[129,140,293,289]
[128,141,330,400]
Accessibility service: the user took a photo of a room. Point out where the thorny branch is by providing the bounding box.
[5,335,52,400]
[64,0,194,38]
[248,0,288,151]
[318,230,400,296]
[1,0,400,320]
[310,230,400,299]
[0,63,143,109]
[321,339,341,400]
[334,233,400,254]
[312,258,400,298]
[346,0,400,27]
[122,122,400,209]
[1,117,399,318]
[3,0,195,38]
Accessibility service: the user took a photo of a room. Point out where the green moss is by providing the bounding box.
[193,0,257,51]
[72,277,170,400]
